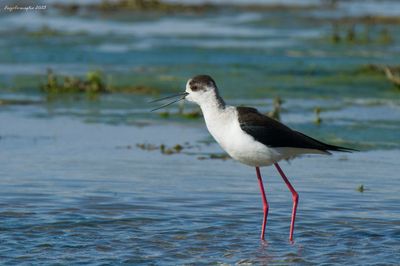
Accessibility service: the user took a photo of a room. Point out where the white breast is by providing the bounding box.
[202,106,284,167]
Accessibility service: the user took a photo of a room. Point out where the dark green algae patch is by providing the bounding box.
[41,69,161,95]
[135,141,232,160]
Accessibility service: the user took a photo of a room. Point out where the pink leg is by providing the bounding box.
[274,163,299,241]
[255,167,269,240]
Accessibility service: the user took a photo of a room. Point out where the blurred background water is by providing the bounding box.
[0,0,399,264]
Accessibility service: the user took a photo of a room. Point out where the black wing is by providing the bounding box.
[237,107,354,152]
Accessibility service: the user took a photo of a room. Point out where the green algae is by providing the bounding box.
[41,69,107,94]
[40,69,160,96]
[197,153,231,161]
[137,143,185,155]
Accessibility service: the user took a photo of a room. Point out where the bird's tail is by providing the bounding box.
[325,143,358,153]
[295,131,358,153]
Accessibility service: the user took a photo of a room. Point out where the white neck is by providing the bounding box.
[198,92,226,120]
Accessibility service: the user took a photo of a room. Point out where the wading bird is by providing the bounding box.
[151,75,354,241]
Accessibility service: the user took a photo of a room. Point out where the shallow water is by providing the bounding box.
[1,108,400,264]
[1,0,400,264]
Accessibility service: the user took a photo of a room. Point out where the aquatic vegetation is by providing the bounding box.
[314,107,323,125]
[197,153,231,160]
[182,110,202,119]
[136,143,156,150]
[334,15,400,25]
[41,69,107,94]
[160,144,183,155]
[209,153,230,160]
[28,25,87,37]
[172,144,183,152]
[176,101,202,119]
[29,26,62,37]
[158,107,202,120]
[266,96,283,121]
[354,64,384,75]
[357,185,365,193]
[383,67,400,88]
[353,64,400,89]
[346,26,356,43]
[136,143,185,155]
[331,24,341,44]
[159,112,170,118]
[40,69,160,95]
[329,24,394,45]
[378,28,394,44]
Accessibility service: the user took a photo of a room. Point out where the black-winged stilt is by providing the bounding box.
[151,75,354,241]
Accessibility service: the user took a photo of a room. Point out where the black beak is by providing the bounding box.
[150,92,189,112]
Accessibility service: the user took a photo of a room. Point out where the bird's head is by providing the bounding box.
[184,75,219,106]
[150,74,223,111]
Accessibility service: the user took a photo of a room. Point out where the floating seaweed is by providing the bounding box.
[41,69,160,95]
[41,69,107,94]
[136,143,186,155]
[160,144,183,155]
[197,153,231,160]
[357,185,365,193]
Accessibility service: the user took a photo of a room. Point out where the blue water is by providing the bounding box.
[1,0,400,264]
[1,108,399,264]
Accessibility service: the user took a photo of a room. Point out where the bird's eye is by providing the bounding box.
[191,85,198,91]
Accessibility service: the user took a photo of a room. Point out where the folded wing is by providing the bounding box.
[237,107,354,153]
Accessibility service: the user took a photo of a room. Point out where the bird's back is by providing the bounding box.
[236,106,354,153]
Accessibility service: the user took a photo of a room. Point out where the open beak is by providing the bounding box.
[150,92,189,112]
